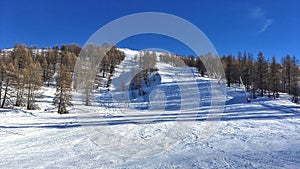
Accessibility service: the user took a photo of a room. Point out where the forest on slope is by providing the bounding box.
[1,43,299,115]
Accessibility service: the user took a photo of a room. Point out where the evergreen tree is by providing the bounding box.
[225,55,234,87]
[23,60,43,110]
[0,58,15,108]
[35,53,48,83]
[237,51,243,86]
[269,56,281,97]
[282,55,292,94]
[240,51,251,90]
[11,43,31,106]
[255,51,268,97]
[290,56,299,103]
[54,64,73,114]
[0,58,5,105]
[247,53,254,81]
[195,55,206,77]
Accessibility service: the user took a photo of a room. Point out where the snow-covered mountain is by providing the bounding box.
[0,48,300,168]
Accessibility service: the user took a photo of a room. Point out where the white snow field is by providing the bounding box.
[1,49,300,168]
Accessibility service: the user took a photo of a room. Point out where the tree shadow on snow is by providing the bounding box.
[1,103,299,129]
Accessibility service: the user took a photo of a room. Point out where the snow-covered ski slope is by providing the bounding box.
[0,49,300,168]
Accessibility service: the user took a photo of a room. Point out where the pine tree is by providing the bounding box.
[46,47,59,86]
[232,55,239,85]
[290,56,299,103]
[23,60,43,110]
[11,43,31,106]
[195,55,206,77]
[269,56,281,97]
[265,58,272,97]
[225,55,234,87]
[255,51,268,97]
[282,55,292,94]
[0,57,12,107]
[240,51,251,90]
[237,51,243,86]
[54,64,73,114]
[0,62,15,108]
[36,53,48,83]
[0,58,5,105]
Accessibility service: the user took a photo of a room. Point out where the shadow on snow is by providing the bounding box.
[1,103,299,129]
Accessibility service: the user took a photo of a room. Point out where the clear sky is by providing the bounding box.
[1,0,299,60]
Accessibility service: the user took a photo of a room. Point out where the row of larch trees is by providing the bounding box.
[0,44,44,109]
[1,43,298,113]
[0,43,126,113]
[160,50,299,103]
[0,43,80,113]
[222,51,299,103]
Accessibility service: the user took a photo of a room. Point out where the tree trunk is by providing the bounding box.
[1,81,9,108]
[27,82,31,110]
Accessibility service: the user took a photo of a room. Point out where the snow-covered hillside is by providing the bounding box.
[0,49,300,168]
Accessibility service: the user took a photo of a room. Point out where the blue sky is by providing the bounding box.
[1,0,299,61]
